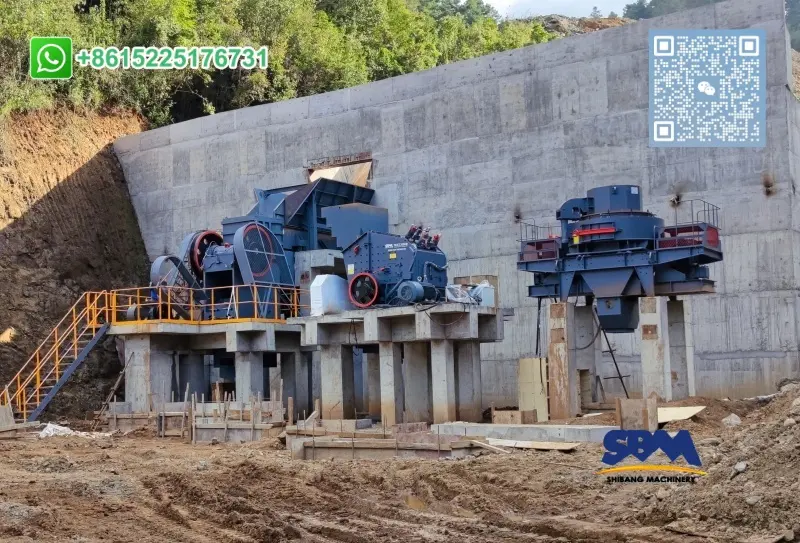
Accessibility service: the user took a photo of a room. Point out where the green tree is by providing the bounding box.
[0,0,555,125]
[590,6,603,17]
[418,0,500,22]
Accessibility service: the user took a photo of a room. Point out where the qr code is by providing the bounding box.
[649,30,766,147]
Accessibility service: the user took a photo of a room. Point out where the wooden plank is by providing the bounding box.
[469,440,511,454]
[492,410,522,424]
[519,357,548,421]
[658,406,706,424]
[486,438,580,451]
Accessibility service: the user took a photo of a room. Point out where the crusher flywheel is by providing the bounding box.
[348,272,380,308]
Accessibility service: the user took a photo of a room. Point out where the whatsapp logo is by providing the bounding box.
[30,37,73,80]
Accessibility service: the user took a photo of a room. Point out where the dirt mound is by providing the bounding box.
[0,108,149,418]
[534,15,632,37]
[635,387,800,539]
[660,396,761,438]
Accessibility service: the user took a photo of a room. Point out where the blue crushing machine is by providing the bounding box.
[147,178,389,319]
[517,185,723,332]
[342,225,448,307]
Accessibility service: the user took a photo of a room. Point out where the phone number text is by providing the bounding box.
[74,46,268,70]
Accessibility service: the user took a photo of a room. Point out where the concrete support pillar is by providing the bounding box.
[281,351,310,418]
[548,302,580,420]
[683,299,697,397]
[235,352,264,401]
[364,352,381,418]
[431,340,456,424]
[311,349,322,407]
[455,342,482,422]
[353,348,365,414]
[667,299,689,400]
[178,353,206,399]
[379,342,403,426]
[264,352,280,401]
[639,297,671,401]
[640,297,689,401]
[572,304,599,404]
[124,335,173,412]
[403,342,431,423]
[320,345,355,420]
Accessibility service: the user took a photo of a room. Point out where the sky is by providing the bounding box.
[486,0,630,18]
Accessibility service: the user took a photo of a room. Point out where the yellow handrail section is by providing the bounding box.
[107,285,307,325]
[0,284,306,421]
[1,291,108,421]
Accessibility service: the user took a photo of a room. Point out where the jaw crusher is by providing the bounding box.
[145,178,389,320]
[341,225,447,308]
[517,185,723,332]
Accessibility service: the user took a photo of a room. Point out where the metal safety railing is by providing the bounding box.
[657,199,721,250]
[518,221,562,243]
[666,199,720,230]
[1,291,108,421]
[518,221,562,263]
[107,284,307,325]
[0,284,307,422]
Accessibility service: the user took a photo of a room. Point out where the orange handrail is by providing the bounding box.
[2,291,109,418]
[106,284,308,325]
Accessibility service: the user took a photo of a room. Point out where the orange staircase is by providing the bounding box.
[1,292,109,423]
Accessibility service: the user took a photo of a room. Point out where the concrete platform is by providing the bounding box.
[108,321,304,352]
[288,303,505,345]
[107,320,311,414]
[430,422,616,444]
[288,304,510,425]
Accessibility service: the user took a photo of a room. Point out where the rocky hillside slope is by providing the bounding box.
[0,109,149,418]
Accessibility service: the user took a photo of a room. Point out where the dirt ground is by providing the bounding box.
[0,109,149,418]
[0,388,796,543]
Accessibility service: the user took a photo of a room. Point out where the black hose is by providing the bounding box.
[423,261,448,283]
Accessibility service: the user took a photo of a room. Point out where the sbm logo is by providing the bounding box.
[597,429,706,476]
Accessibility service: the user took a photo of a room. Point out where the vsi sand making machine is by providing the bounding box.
[517,185,723,332]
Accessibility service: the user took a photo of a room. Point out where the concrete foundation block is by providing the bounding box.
[403,343,431,423]
[431,340,456,423]
[235,352,264,401]
[431,422,616,444]
[456,342,482,422]
[379,342,403,426]
[364,352,381,418]
[123,334,174,412]
[320,345,355,420]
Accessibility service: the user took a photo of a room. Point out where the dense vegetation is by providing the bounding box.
[0,0,553,126]
[623,0,800,50]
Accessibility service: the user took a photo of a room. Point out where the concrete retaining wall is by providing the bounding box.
[114,0,800,403]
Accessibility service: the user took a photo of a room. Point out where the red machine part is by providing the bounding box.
[705,226,720,247]
[348,272,379,308]
[191,230,224,276]
[572,227,617,237]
